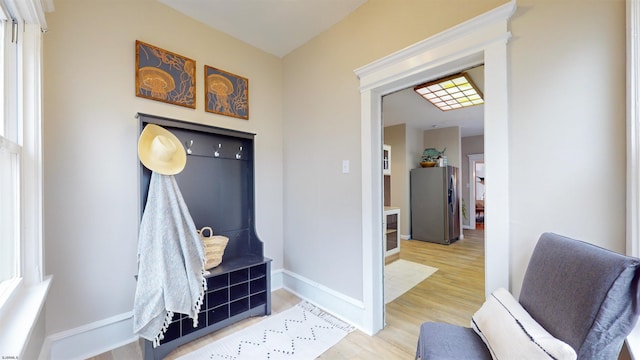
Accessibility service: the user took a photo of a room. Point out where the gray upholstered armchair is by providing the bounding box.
[416,232,640,359]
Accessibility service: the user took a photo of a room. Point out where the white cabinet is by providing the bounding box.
[383,144,391,175]
[384,207,400,260]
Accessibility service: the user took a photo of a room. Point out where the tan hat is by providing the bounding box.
[138,124,186,175]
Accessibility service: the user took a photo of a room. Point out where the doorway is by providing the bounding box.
[382,79,487,327]
[468,154,485,229]
[474,160,485,229]
[355,1,515,335]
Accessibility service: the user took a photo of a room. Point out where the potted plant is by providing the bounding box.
[420,147,446,167]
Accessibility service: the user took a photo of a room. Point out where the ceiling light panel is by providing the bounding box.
[413,73,484,111]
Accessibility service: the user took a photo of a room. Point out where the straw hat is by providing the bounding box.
[138,124,186,175]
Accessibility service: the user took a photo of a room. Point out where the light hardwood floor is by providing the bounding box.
[88,229,485,359]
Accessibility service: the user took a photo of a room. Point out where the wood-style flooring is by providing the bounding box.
[88,229,485,359]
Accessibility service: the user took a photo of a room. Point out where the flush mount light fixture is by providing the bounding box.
[413,72,484,111]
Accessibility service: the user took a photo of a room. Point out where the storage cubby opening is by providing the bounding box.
[160,321,182,344]
[206,289,229,309]
[230,269,249,283]
[250,293,267,308]
[230,282,249,301]
[250,279,266,294]
[208,305,229,325]
[230,298,250,316]
[249,264,267,279]
[181,312,206,336]
[207,274,228,290]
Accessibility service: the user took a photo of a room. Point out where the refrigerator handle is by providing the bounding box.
[448,175,455,213]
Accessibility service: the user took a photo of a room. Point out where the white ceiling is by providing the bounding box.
[383,65,485,137]
[157,0,367,58]
[157,0,484,137]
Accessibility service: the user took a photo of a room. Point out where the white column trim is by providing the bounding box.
[20,21,44,286]
[354,0,516,335]
[627,0,640,258]
[626,0,640,357]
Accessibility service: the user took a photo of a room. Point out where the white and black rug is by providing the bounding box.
[177,302,354,360]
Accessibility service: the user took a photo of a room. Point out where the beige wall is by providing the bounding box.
[282,0,503,299]
[423,127,461,168]
[508,0,626,293]
[383,124,407,234]
[283,0,626,301]
[43,0,284,334]
[383,124,405,207]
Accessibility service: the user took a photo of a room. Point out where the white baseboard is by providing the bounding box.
[271,268,284,290]
[40,269,362,359]
[40,269,287,360]
[400,234,410,240]
[37,337,51,360]
[45,311,136,360]
[281,269,366,332]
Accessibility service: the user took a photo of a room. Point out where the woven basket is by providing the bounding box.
[197,226,229,270]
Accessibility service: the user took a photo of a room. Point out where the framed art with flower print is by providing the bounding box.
[135,40,196,109]
[205,65,249,120]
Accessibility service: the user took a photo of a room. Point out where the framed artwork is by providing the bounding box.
[205,65,249,120]
[135,40,196,109]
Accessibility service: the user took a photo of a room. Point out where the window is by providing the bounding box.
[0,134,20,284]
[0,0,47,310]
[0,6,21,304]
[0,2,48,356]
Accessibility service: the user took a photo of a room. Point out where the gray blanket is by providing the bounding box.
[133,172,206,346]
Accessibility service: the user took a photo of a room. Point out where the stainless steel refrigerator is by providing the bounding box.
[410,166,460,244]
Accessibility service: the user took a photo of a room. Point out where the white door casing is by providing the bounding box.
[354,0,516,335]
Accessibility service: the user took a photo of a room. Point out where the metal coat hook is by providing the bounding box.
[235,146,243,160]
[214,143,221,158]
[185,140,193,155]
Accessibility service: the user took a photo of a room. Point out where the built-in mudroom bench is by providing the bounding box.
[137,113,271,360]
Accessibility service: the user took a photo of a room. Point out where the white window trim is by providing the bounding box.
[0,1,52,358]
[626,0,640,357]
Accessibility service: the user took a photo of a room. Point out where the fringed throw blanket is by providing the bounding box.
[133,172,207,346]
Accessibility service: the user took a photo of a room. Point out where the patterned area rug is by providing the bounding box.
[176,302,354,360]
[385,259,438,304]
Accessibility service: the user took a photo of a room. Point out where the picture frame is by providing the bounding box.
[204,65,249,120]
[135,40,196,109]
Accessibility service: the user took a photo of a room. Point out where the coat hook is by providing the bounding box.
[235,146,243,160]
[185,140,193,155]
[214,143,221,157]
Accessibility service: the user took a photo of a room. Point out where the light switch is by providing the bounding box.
[342,160,350,174]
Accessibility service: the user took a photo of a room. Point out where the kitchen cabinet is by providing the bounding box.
[383,144,391,175]
[384,207,400,262]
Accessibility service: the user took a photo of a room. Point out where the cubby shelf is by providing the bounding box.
[158,261,270,346]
